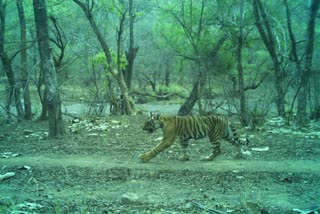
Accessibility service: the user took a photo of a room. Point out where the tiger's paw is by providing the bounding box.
[178,154,190,161]
[138,151,155,162]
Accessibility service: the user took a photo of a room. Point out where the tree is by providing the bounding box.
[16,0,32,120]
[124,0,139,91]
[296,0,320,125]
[252,0,286,117]
[236,0,251,126]
[73,0,136,115]
[156,0,226,116]
[33,0,65,137]
[37,13,70,120]
[0,0,24,120]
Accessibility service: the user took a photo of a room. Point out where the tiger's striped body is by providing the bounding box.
[139,113,246,162]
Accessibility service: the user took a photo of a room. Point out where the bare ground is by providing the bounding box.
[0,114,320,214]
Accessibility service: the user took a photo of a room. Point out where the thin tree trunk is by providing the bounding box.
[165,60,170,87]
[0,0,24,120]
[38,69,48,120]
[313,70,320,118]
[29,29,48,120]
[273,61,286,116]
[237,0,250,126]
[296,0,320,125]
[16,0,32,120]
[124,0,138,91]
[178,77,202,116]
[33,0,65,137]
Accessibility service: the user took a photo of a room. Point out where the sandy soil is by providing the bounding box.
[0,114,320,214]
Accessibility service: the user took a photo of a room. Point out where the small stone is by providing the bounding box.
[18,165,31,170]
[121,193,140,205]
[185,202,193,209]
[73,119,80,123]
[111,120,121,124]
[24,130,33,135]
[0,172,15,181]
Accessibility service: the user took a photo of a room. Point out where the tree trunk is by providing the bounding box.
[273,61,286,116]
[29,29,48,120]
[283,0,304,123]
[16,0,32,120]
[178,77,202,116]
[313,69,320,119]
[252,0,286,116]
[125,47,139,90]
[178,35,226,116]
[296,0,320,125]
[37,68,48,120]
[0,0,24,120]
[237,0,251,126]
[165,60,171,87]
[124,0,139,91]
[73,0,136,115]
[33,0,65,137]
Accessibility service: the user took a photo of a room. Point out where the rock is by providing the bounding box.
[111,120,121,124]
[251,146,269,152]
[73,118,80,123]
[185,202,193,209]
[18,165,31,170]
[23,129,33,135]
[121,193,141,205]
[0,172,15,181]
[1,152,21,159]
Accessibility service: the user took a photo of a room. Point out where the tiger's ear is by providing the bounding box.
[155,114,160,119]
[149,112,154,119]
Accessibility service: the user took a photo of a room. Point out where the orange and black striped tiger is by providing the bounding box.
[139,112,248,162]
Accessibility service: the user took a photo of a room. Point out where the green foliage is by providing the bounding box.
[103,0,125,16]
[100,0,145,19]
[212,49,236,75]
[90,52,107,67]
[154,0,220,59]
[89,50,128,71]
[154,22,187,54]
[157,83,188,96]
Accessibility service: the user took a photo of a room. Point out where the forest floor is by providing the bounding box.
[0,109,320,213]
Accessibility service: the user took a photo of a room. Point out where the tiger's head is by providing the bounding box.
[143,112,161,133]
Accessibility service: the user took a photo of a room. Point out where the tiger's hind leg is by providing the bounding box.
[224,126,247,159]
[178,139,190,161]
[201,139,221,161]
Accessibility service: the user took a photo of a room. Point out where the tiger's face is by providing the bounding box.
[142,113,160,133]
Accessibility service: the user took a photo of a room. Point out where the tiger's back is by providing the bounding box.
[172,115,227,140]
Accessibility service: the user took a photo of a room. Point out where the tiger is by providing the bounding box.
[139,112,248,162]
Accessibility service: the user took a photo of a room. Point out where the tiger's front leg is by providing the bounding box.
[139,135,175,162]
[138,149,158,162]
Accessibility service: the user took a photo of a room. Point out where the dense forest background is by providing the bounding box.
[0,0,319,137]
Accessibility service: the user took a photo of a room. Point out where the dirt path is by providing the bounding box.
[2,154,320,173]
[2,154,320,213]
